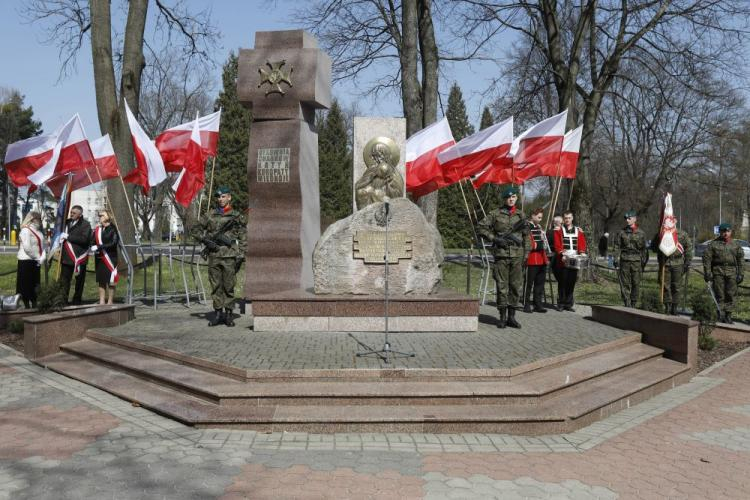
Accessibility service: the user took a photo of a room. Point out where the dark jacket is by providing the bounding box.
[92,224,119,265]
[477,205,528,259]
[61,217,92,266]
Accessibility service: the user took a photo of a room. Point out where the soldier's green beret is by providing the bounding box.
[719,222,732,231]
[215,186,231,196]
[624,210,637,218]
[501,186,519,198]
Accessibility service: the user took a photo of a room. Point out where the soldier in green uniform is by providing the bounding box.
[615,210,648,308]
[478,186,528,329]
[191,187,247,327]
[702,223,744,324]
[651,228,693,315]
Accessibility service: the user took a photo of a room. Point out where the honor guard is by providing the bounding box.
[478,186,529,329]
[651,227,693,315]
[191,187,247,327]
[552,210,587,311]
[523,207,548,313]
[615,210,648,308]
[702,223,744,324]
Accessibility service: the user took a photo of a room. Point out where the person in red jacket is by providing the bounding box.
[524,207,549,313]
[553,210,588,311]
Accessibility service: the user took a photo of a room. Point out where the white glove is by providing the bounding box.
[90,245,98,253]
[59,232,69,241]
[38,250,46,263]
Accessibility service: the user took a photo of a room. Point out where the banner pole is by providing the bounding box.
[205,156,217,216]
[118,176,139,239]
[55,173,74,280]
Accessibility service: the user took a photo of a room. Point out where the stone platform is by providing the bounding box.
[251,288,479,332]
[31,303,697,433]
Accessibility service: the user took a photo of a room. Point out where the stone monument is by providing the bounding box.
[238,30,331,297]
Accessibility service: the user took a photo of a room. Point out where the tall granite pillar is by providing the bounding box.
[238,30,331,297]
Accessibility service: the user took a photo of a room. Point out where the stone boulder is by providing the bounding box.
[313,198,444,295]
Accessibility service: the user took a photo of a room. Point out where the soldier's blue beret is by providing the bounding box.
[719,223,732,231]
[624,210,637,218]
[215,186,231,196]
[501,186,519,198]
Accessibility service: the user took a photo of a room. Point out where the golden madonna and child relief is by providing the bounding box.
[354,136,404,210]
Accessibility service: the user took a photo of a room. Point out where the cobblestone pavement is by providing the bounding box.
[1,342,749,498]
[97,303,623,370]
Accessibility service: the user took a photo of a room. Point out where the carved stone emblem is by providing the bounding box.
[258,60,293,96]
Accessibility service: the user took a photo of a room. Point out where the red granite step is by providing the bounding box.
[58,337,666,407]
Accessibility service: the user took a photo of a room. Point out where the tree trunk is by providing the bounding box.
[400,0,423,136]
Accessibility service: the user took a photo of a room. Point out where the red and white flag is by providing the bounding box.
[122,100,167,193]
[172,114,206,207]
[559,125,582,179]
[156,109,221,172]
[470,161,515,189]
[28,114,94,185]
[512,110,567,184]
[658,193,681,257]
[46,135,121,198]
[3,134,61,187]
[405,117,455,198]
[438,116,513,185]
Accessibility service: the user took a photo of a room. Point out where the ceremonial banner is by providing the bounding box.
[658,193,681,257]
[122,100,167,193]
[559,126,583,179]
[28,114,94,185]
[172,115,206,206]
[156,109,221,172]
[405,117,455,198]
[46,135,121,197]
[512,110,567,184]
[3,134,61,187]
[438,116,513,185]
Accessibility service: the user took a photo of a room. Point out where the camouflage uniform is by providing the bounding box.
[192,207,247,314]
[702,237,744,322]
[651,229,693,314]
[616,225,648,307]
[478,205,528,325]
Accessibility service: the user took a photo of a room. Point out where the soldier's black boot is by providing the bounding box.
[507,307,521,329]
[670,303,678,316]
[209,309,223,327]
[533,301,547,313]
[497,309,507,329]
[224,308,235,327]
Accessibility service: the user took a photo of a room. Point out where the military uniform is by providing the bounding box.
[615,214,648,307]
[478,187,528,328]
[651,229,692,315]
[702,224,744,323]
[192,188,247,326]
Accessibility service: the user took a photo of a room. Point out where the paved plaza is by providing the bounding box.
[1,334,749,498]
[97,303,628,370]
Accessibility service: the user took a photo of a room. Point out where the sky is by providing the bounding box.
[0,0,509,139]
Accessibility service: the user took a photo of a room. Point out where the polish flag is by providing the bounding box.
[512,110,567,184]
[559,125,582,179]
[122,100,167,194]
[172,115,206,207]
[438,116,513,185]
[3,134,61,187]
[156,110,221,172]
[470,162,515,189]
[46,135,121,198]
[27,114,94,185]
[405,117,455,198]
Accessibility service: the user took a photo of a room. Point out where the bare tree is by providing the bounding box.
[24,0,218,242]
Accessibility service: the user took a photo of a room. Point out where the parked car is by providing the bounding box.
[694,239,750,261]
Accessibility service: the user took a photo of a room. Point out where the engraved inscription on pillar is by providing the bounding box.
[353,230,412,264]
[257,148,291,183]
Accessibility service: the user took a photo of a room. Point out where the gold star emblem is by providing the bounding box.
[258,60,294,96]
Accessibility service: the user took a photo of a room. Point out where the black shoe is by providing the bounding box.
[224,308,235,327]
[507,308,521,329]
[523,304,533,313]
[209,310,224,327]
[563,305,575,312]
[725,313,734,324]
[533,304,548,313]
[555,304,564,312]
[497,309,507,329]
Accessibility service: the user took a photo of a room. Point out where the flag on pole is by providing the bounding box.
[122,99,167,193]
[438,116,513,185]
[512,110,567,184]
[3,134,61,187]
[28,114,94,185]
[46,135,121,197]
[156,109,221,172]
[405,117,455,198]
[48,174,73,256]
[172,114,206,207]
[559,126,582,179]
[658,193,681,257]
[470,162,515,189]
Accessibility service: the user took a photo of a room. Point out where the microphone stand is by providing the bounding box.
[351,201,415,364]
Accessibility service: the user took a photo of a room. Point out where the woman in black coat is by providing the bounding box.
[91,209,119,304]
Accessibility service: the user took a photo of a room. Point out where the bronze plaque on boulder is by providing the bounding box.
[353,230,412,264]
